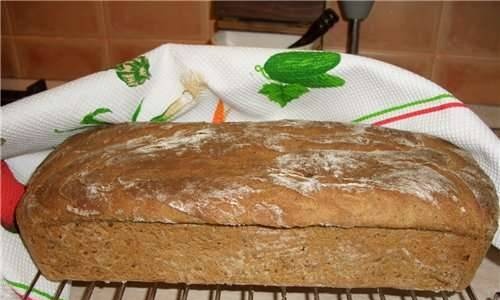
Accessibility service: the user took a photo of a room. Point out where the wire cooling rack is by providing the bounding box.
[21,271,500,300]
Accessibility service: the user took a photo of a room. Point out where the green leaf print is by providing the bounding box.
[55,98,145,133]
[80,108,112,125]
[131,99,144,122]
[115,56,151,87]
[255,51,345,107]
[259,83,309,108]
[150,114,171,123]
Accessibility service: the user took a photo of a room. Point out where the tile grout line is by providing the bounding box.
[1,2,13,35]
[431,1,447,81]
[104,37,211,45]
[9,35,110,42]
[4,3,23,78]
[428,53,500,61]
[202,1,213,44]
[98,0,111,69]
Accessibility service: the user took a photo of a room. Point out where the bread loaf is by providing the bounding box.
[16,121,498,291]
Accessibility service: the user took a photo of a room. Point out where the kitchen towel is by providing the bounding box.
[1,44,499,299]
[1,228,70,300]
[1,151,69,300]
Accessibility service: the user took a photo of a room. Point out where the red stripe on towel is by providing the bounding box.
[373,102,466,126]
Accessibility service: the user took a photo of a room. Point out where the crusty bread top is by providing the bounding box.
[18,121,498,239]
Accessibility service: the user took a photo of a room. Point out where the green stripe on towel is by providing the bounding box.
[3,278,62,300]
[352,93,454,123]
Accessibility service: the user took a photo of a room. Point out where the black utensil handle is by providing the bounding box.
[289,8,339,49]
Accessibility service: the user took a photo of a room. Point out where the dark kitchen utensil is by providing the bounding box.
[339,0,374,54]
[1,79,48,106]
[288,8,339,48]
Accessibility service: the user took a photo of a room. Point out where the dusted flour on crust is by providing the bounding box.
[18,121,497,238]
[16,121,498,290]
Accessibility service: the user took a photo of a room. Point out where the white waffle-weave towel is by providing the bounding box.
[1,44,499,299]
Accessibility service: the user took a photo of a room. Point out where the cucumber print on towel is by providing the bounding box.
[115,56,151,87]
[255,51,345,107]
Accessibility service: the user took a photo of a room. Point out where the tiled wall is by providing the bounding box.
[325,1,500,105]
[1,1,211,81]
[1,1,499,106]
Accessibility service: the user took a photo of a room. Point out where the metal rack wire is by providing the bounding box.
[21,271,500,300]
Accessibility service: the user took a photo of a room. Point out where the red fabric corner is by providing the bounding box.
[1,160,25,232]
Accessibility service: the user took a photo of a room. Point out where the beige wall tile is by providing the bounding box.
[1,37,19,77]
[105,2,210,41]
[324,1,347,51]
[108,39,207,67]
[3,1,500,109]
[1,2,11,35]
[108,39,166,67]
[438,2,500,58]
[362,51,434,79]
[433,56,500,105]
[325,1,442,53]
[15,37,106,80]
[7,1,103,37]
